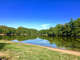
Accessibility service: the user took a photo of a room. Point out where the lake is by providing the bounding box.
[0,36,80,51]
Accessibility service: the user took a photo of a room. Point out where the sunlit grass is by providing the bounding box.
[0,40,80,60]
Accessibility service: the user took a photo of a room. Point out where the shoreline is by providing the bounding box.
[22,43,80,56]
[0,40,80,56]
[11,41,80,56]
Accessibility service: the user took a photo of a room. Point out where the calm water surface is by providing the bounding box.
[0,36,80,51]
[12,38,58,48]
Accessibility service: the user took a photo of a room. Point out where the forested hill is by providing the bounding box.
[0,18,80,37]
[39,18,80,37]
[0,26,38,36]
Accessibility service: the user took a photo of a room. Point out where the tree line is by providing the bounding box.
[0,18,80,37]
[0,26,38,36]
[39,18,80,37]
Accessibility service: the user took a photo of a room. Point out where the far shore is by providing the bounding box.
[0,34,6,36]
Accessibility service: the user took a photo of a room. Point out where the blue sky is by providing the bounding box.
[0,0,80,30]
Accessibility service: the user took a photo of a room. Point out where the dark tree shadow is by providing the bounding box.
[0,43,7,50]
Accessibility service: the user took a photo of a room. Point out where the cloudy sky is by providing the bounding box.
[0,0,80,30]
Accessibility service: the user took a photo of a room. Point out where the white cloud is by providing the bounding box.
[39,24,50,30]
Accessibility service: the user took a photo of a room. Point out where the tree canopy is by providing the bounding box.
[39,18,80,37]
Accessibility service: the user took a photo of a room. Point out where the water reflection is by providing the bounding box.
[0,36,37,41]
[0,36,80,51]
[40,36,80,51]
[19,38,57,48]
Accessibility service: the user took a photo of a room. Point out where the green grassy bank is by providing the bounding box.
[0,40,80,60]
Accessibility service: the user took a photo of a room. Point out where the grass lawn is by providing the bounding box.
[0,40,80,60]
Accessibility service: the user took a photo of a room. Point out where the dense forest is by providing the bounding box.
[0,26,38,36]
[0,18,80,37]
[39,18,80,37]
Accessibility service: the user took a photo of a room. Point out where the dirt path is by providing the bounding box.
[0,52,9,56]
[42,46,80,56]
[24,43,80,56]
